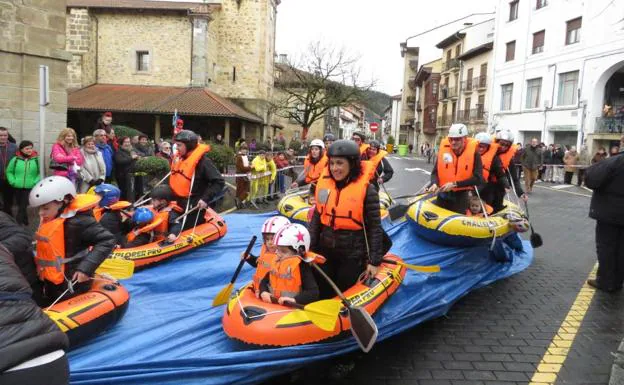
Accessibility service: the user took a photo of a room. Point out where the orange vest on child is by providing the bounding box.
[269,255,302,299]
[303,154,328,184]
[252,244,277,292]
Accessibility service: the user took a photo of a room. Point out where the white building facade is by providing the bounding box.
[490,0,624,151]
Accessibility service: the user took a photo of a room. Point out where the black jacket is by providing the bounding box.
[487,155,510,189]
[114,149,135,177]
[374,158,394,186]
[64,211,116,276]
[585,153,624,226]
[99,210,131,246]
[0,212,38,291]
[309,183,384,266]
[187,155,225,205]
[0,244,69,372]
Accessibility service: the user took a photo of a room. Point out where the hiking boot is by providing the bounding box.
[587,279,622,292]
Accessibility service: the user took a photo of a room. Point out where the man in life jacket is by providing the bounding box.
[323,133,336,149]
[291,139,328,190]
[150,185,183,244]
[258,223,319,306]
[170,130,225,230]
[361,140,394,190]
[125,207,162,248]
[29,176,115,305]
[351,131,370,156]
[242,215,291,295]
[492,129,527,211]
[427,123,484,213]
[93,183,132,246]
[473,133,510,212]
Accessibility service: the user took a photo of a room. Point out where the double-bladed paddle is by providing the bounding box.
[212,236,257,306]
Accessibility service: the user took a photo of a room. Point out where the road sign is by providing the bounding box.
[369,122,379,133]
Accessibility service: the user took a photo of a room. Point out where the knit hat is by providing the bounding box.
[103,111,112,117]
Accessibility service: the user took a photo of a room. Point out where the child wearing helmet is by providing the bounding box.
[93,183,132,246]
[291,139,327,190]
[258,223,320,306]
[125,207,162,248]
[29,176,115,305]
[242,216,291,295]
[150,185,184,244]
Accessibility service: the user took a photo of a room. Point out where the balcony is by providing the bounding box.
[595,117,624,134]
[442,59,459,72]
[448,87,458,99]
[473,75,487,90]
[438,115,453,127]
[461,79,474,93]
[406,96,416,107]
[456,108,488,123]
[441,86,457,100]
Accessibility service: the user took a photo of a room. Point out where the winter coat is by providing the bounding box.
[592,152,607,164]
[0,242,68,373]
[551,148,565,165]
[563,151,579,172]
[96,142,114,177]
[309,183,384,266]
[50,143,84,180]
[267,159,277,182]
[0,212,39,296]
[585,153,624,226]
[6,151,40,189]
[542,149,553,164]
[274,157,289,169]
[0,141,17,182]
[63,211,116,276]
[134,143,154,158]
[114,148,135,178]
[80,148,106,185]
[520,146,542,170]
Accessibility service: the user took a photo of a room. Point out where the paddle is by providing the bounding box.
[388,184,432,221]
[272,297,342,332]
[310,263,378,353]
[133,172,171,207]
[212,236,257,306]
[381,258,441,273]
[523,201,543,248]
[174,205,200,223]
[95,258,135,280]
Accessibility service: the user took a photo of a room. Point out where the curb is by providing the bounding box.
[610,341,624,385]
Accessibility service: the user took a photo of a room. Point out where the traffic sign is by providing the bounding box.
[369,122,379,133]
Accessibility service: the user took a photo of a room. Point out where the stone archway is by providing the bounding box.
[588,56,624,125]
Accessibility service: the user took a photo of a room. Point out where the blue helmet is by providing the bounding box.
[132,207,154,225]
[94,184,120,207]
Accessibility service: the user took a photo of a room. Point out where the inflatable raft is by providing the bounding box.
[44,275,129,347]
[406,194,524,246]
[222,253,406,347]
[278,190,391,224]
[110,207,227,269]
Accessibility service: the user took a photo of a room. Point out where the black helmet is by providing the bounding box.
[327,139,360,159]
[174,130,199,151]
[323,133,336,142]
[150,185,173,201]
[369,140,381,150]
[351,131,366,141]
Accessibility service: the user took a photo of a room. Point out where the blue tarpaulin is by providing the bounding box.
[68,213,533,385]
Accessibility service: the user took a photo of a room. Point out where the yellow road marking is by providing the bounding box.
[529,264,598,384]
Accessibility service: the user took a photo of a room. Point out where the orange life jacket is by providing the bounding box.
[170,143,211,198]
[303,154,328,184]
[34,194,101,285]
[359,144,370,156]
[126,211,163,244]
[314,162,370,231]
[252,244,276,292]
[93,201,132,221]
[465,203,493,217]
[152,202,184,239]
[479,143,500,182]
[364,149,388,179]
[269,254,302,299]
[497,144,518,170]
[437,138,479,191]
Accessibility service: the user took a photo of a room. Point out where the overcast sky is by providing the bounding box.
[276,0,498,95]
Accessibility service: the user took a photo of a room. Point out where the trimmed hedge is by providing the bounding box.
[114,125,143,140]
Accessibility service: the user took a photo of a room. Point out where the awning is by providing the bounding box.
[68,84,263,124]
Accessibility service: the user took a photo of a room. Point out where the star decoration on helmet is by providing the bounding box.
[295,231,305,242]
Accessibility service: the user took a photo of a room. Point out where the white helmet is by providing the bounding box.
[448,123,468,138]
[475,132,492,145]
[274,223,311,253]
[29,176,76,207]
[261,216,291,234]
[495,129,514,143]
[310,139,325,149]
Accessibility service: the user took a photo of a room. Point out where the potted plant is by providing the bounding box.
[386,135,395,154]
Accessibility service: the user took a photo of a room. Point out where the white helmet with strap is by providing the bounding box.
[448,123,468,138]
[261,216,291,234]
[475,132,492,145]
[310,139,325,149]
[29,176,77,207]
[274,223,311,253]
[496,129,514,143]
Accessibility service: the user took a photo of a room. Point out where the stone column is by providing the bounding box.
[190,14,210,87]
[241,122,247,140]
[224,119,230,145]
[154,115,161,142]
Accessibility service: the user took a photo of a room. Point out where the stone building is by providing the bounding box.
[65,0,280,145]
[414,59,441,149]
[398,43,419,146]
[0,0,71,151]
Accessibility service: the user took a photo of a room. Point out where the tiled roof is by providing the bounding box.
[68,84,263,123]
[66,0,216,12]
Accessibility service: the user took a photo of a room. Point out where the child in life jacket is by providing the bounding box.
[242,216,291,295]
[125,207,162,248]
[93,183,132,246]
[467,196,484,217]
[149,185,183,244]
[258,223,320,306]
[29,176,115,305]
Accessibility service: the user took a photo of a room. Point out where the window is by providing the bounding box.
[509,0,519,21]
[505,41,516,62]
[463,97,471,121]
[566,17,582,45]
[466,68,473,89]
[501,83,513,111]
[136,51,149,72]
[526,78,542,108]
[532,30,545,54]
[536,0,547,9]
[557,71,579,106]
[455,44,461,57]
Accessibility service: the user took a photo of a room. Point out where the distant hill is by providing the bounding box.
[361,89,392,117]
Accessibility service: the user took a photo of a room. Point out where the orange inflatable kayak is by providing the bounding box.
[222,254,406,347]
[44,275,129,347]
[110,207,228,269]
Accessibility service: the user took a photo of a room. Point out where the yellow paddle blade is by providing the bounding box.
[398,261,441,273]
[212,283,234,307]
[302,300,342,331]
[95,258,135,280]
